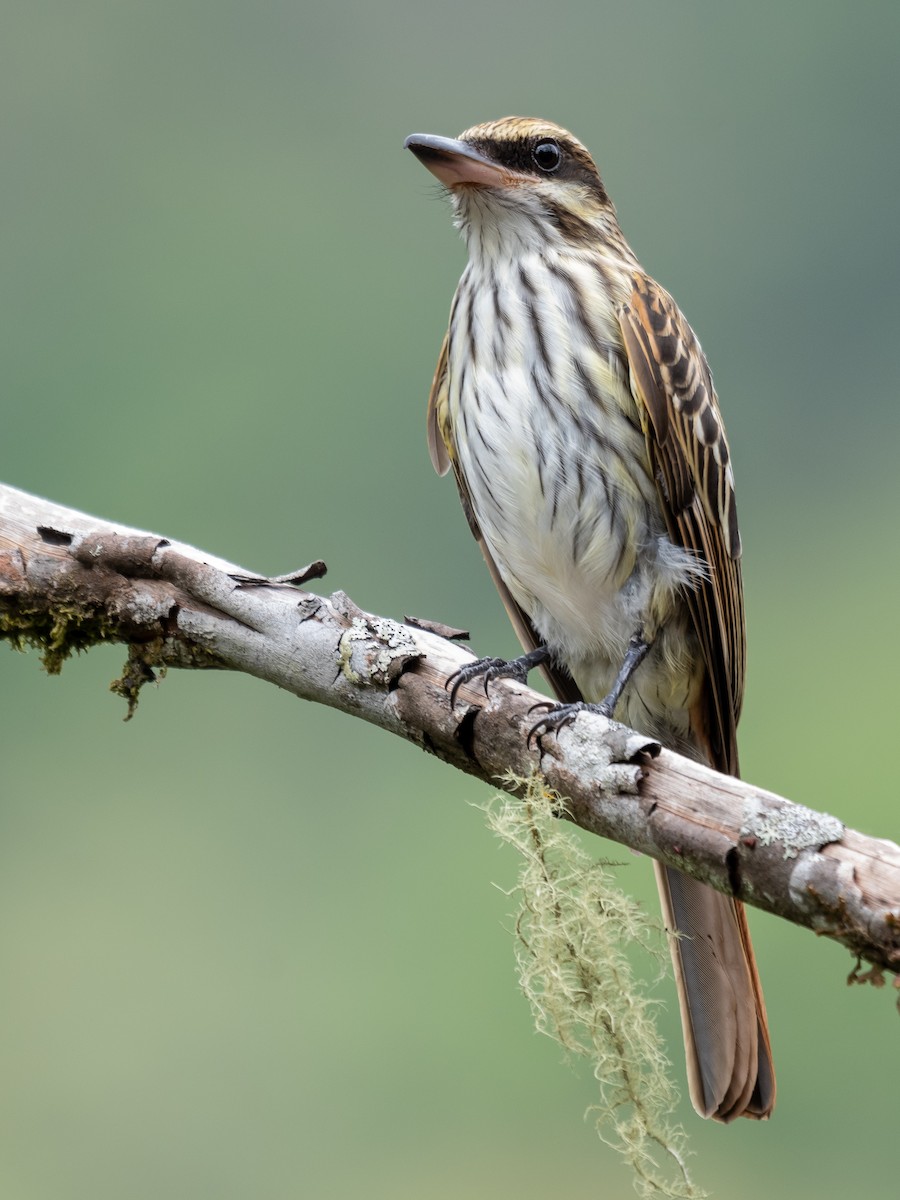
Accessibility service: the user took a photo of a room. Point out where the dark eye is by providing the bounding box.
[532,139,561,173]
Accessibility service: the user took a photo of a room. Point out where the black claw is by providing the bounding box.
[527,701,588,747]
[524,698,624,748]
[446,646,551,710]
[446,657,509,709]
[525,704,550,749]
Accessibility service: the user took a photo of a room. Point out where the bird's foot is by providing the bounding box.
[447,646,550,709]
[527,699,617,747]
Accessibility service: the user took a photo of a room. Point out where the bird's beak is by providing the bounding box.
[404,133,509,188]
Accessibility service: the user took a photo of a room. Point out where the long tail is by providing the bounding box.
[654,863,775,1121]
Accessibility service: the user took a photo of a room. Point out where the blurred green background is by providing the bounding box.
[2,2,899,1197]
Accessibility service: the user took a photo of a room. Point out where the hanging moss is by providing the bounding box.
[483,773,706,1200]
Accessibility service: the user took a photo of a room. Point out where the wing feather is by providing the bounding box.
[426,331,452,477]
[618,273,745,775]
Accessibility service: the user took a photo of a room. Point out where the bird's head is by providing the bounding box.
[404,117,618,255]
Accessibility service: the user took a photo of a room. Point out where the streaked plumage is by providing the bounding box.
[406,117,774,1121]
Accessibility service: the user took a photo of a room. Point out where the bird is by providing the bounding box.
[404,117,775,1121]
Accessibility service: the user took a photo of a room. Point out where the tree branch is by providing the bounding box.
[3,481,899,974]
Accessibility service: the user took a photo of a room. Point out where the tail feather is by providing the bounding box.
[654,862,775,1121]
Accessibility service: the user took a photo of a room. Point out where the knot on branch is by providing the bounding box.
[337,615,423,689]
[554,717,659,795]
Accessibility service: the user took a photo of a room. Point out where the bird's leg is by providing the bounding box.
[447,645,551,709]
[528,631,652,743]
[596,631,652,717]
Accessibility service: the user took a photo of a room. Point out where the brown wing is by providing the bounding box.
[620,277,773,1121]
[426,328,581,704]
[618,273,745,775]
[426,330,452,477]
